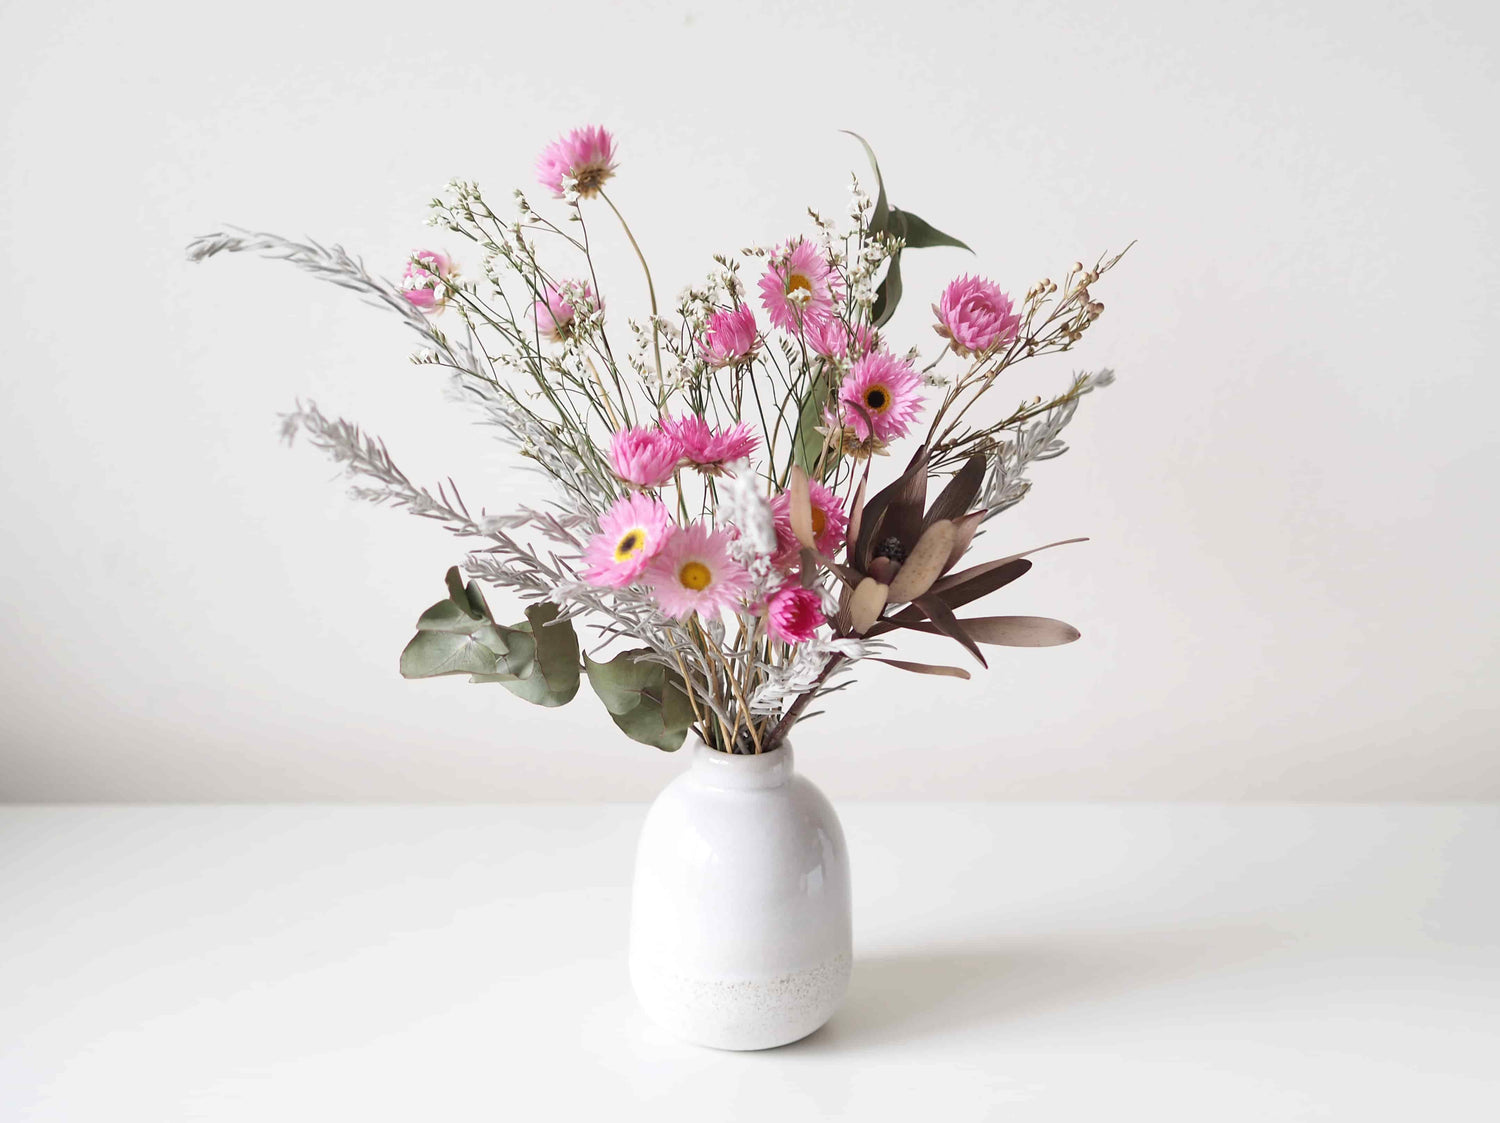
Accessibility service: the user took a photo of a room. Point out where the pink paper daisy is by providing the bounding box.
[399,250,456,312]
[535,125,618,199]
[837,351,924,444]
[806,317,877,361]
[645,522,751,620]
[757,239,843,334]
[532,280,599,343]
[697,304,760,368]
[609,426,682,488]
[934,274,1021,357]
[581,494,674,588]
[764,583,825,644]
[662,414,759,471]
[770,479,849,567]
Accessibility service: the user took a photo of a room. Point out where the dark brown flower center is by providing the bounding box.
[864,385,890,412]
[613,530,643,561]
[874,535,906,564]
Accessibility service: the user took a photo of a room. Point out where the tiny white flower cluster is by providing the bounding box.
[718,460,778,562]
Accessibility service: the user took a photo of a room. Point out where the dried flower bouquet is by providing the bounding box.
[189,128,1126,754]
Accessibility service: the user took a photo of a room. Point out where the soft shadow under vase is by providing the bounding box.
[629,740,852,1050]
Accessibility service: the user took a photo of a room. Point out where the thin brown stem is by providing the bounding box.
[598,190,664,397]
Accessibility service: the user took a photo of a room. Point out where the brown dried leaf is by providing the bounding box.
[925,454,987,524]
[944,510,986,573]
[885,615,1081,647]
[912,593,988,668]
[788,464,815,548]
[926,537,1088,599]
[871,658,971,680]
[799,546,819,588]
[854,446,930,565]
[844,466,870,562]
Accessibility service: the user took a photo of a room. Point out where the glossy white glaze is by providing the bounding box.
[629,740,852,1050]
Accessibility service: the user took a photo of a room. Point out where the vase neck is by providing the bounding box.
[690,740,794,790]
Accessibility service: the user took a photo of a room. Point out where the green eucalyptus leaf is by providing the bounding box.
[584,649,694,751]
[872,249,904,328]
[464,579,492,622]
[482,604,580,707]
[521,603,581,703]
[791,368,834,475]
[400,630,498,678]
[841,130,888,234]
[610,692,694,752]
[499,666,574,707]
[403,569,572,702]
[472,624,536,677]
[443,566,471,610]
[892,208,972,252]
[415,597,483,634]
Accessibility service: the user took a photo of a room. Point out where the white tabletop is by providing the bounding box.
[2,804,1497,1121]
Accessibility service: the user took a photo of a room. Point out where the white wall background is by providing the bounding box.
[1,0,1495,802]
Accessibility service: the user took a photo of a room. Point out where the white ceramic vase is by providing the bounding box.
[629,739,852,1050]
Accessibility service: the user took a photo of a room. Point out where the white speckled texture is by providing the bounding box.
[632,952,852,1051]
[630,741,853,1050]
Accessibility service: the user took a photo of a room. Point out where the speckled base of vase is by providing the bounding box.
[631,952,852,1051]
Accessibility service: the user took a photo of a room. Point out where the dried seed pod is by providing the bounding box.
[886,519,957,603]
[848,577,889,635]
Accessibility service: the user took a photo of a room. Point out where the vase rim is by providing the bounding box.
[689,738,795,789]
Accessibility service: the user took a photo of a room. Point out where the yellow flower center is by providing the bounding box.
[786,273,813,296]
[811,507,827,536]
[864,385,891,412]
[678,561,713,591]
[613,529,645,561]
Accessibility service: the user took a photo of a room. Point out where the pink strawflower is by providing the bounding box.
[837,351,924,444]
[934,274,1021,357]
[609,426,682,488]
[806,317,877,360]
[532,280,599,343]
[757,239,843,333]
[662,414,759,470]
[645,522,751,620]
[582,494,674,588]
[770,479,849,566]
[697,304,760,368]
[400,250,456,312]
[535,125,618,199]
[764,583,826,644]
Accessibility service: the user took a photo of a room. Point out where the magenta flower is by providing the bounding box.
[399,250,456,312]
[757,239,843,333]
[770,479,848,567]
[532,280,599,343]
[609,426,682,488]
[645,522,751,620]
[698,304,760,368]
[535,125,618,199]
[806,317,877,360]
[934,275,1021,357]
[837,351,924,444]
[662,414,759,471]
[582,494,674,588]
[764,583,825,645]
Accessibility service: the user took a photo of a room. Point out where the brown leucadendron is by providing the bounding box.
[790,447,1085,677]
